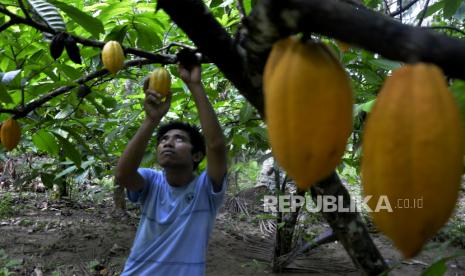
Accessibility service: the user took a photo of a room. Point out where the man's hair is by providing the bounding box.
[156,121,206,169]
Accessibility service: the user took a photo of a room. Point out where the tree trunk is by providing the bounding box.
[310,173,388,275]
[113,182,126,210]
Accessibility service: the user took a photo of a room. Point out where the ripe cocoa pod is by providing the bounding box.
[1,118,21,151]
[102,41,125,74]
[148,68,171,97]
[263,37,353,190]
[361,63,464,258]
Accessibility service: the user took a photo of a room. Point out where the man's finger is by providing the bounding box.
[145,90,163,100]
[146,94,161,105]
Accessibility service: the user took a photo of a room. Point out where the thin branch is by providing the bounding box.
[236,0,246,19]
[241,0,465,85]
[0,6,53,34]
[383,0,391,15]
[0,7,170,62]
[428,25,465,36]
[398,0,403,23]
[156,42,196,54]
[0,20,15,32]
[8,58,172,119]
[417,0,431,26]
[18,0,32,22]
[390,0,421,17]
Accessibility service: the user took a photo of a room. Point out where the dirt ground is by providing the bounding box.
[0,191,464,276]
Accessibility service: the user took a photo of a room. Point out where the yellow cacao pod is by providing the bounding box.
[148,68,171,97]
[1,118,21,151]
[102,41,124,74]
[263,37,353,190]
[361,63,464,258]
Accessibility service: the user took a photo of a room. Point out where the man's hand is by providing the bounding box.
[179,64,201,86]
[143,78,172,122]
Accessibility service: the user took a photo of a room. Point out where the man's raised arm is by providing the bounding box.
[179,64,227,192]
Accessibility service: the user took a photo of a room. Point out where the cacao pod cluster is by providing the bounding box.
[148,67,171,97]
[264,36,464,259]
[0,118,21,151]
[361,63,464,258]
[102,41,125,74]
[49,32,81,64]
[263,36,353,191]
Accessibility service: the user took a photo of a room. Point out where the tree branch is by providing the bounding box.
[0,20,15,32]
[417,0,431,26]
[236,0,246,19]
[157,0,264,115]
[311,173,388,274]
[390,0,421,17]
[428,25,465,36]
[10,57,174,119]
[242,0,465,83]
[18,0,32,22]
[0,6,52,34]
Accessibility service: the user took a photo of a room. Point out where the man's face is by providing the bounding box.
[157,129,201,169]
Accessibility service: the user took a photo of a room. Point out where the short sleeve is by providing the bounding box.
[126,168,159,204]
[205,171,228,210]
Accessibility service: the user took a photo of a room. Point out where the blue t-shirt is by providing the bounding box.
[121,168,227,276]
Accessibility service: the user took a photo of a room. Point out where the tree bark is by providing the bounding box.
[311,173,388,274]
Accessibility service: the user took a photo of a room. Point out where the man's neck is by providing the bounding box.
[164,168,196,187]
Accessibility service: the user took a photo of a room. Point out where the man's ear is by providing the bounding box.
[192,152,204,163]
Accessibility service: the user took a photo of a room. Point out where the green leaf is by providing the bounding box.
[243,0,252,15]
[251,127,268,141]
[40,173,55,189]
[421,254,464,276]
[105,24,128,43]
[55,164,77,179]
[27,0,66,37]
[133,22,162,50]
[53,133,82,167]
[422,260,447,276]
[452,2,465,20]
[98,2,132,23]
[59,125,91,152]
[32,129,59,156]
[443,0,462,17]
[1,70,21,85]
[233,134,248,146]
[86,95,109,116]
[360,68,383,85]
[56,64,81,80]
[48,0,104,38]
[99,95,117,108]
[239,102,254,123]
[417,1,444,18]
[360,99,376,113]
[0,84,13,103]
[368,59,402,71]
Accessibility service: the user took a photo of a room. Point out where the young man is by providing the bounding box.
[115,64,227,275]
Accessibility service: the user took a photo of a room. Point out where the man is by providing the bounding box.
[115,63,227,275]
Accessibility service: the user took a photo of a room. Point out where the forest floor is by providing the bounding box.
[0,188,465,276]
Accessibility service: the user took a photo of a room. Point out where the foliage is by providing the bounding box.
[0,0,268,192]
[0,192,14,218]
[0,249,22,275]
